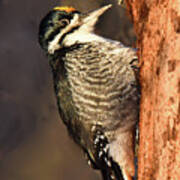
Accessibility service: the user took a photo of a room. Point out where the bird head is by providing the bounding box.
[38,5,112,54]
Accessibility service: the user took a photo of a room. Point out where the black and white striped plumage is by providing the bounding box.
[39,5,139,180]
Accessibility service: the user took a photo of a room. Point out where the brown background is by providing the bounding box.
[0,0,135,179]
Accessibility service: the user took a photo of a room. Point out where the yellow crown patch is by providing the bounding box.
[53,6,76,13]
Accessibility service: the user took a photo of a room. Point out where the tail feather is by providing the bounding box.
[101,159,124,180]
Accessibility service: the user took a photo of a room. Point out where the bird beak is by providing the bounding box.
[81,4,112,32]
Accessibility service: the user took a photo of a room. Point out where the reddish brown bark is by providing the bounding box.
[125,0,180,179]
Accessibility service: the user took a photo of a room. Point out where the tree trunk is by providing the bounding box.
[125,0,180,179]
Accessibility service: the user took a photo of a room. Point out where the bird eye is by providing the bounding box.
[49,22,54,26]
[59,19,70,27]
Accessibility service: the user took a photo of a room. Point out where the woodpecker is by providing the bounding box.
[39,5,139,180]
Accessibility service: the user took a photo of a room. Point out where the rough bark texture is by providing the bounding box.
[125,0,180,179]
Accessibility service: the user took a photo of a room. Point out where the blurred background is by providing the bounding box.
[0,0,135,179]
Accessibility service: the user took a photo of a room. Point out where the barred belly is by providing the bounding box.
[64,42,138,132]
